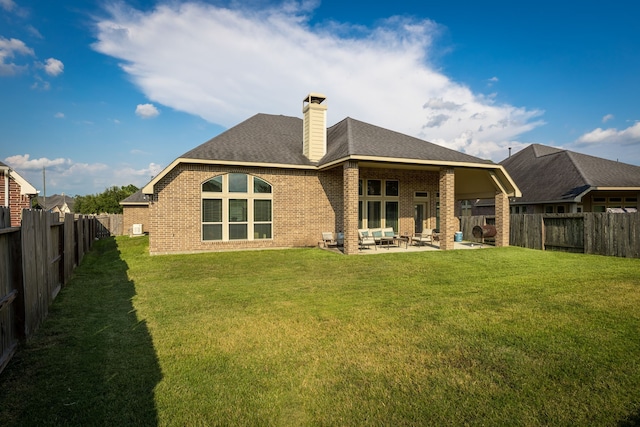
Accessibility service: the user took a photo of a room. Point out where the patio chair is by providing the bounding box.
[322,232,338,248]
[358,229,377,251]
[411,228,433,246]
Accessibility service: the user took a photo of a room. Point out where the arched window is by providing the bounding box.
[202,174,272,241]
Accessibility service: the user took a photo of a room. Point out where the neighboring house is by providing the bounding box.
[0,161,38,227]
[142,93,520,255]
[470,144,640,215]
[119,189,150,235]
[34,194,75,219]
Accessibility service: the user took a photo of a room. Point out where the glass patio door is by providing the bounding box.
[414,203,427,233]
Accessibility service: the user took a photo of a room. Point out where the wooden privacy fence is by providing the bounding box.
[0,209,100,375]
[95,214,123,238]
[463,213,640,258]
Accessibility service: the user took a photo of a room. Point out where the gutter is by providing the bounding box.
[142,155,522,199]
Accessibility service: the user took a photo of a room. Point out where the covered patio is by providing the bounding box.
[320,235,493,254]
[336,162,519,255]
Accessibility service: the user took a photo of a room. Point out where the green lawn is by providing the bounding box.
[1,236,640,426]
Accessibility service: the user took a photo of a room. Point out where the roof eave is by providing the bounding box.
[143,155,522,199]
[5,169,38,195]
[142,158,317,194]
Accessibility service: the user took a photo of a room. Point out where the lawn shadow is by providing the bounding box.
[0,237,162,426]
[619,409,640,426]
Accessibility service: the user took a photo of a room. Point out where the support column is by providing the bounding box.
[494,191,510,247]
[439,167,456,250]
[343,160,359,255]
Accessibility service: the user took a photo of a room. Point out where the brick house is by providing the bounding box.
[142,94,520,255]
[0,161,38,227]
[470,144,640,215]
[119,189,150,235]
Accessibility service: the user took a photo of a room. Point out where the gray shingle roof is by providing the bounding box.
[181,114,314,166]
[501,144,640,203]
[120,189,150,205]
[324,117,491,164]
[180,113,491,167]
[36,194,75,211]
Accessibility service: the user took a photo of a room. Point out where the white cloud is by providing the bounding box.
[92,1,544,161]
[575,122,640,147]
[0,0,26,17]
[4,154,163,195]
[44,58,64,76]
[568,121,640,164]
[0,0,16,12]
[602,114,614,123]
[0,36,34,76]
[135,103,160,119]
[54,112,64,119]
[5,154,70,170]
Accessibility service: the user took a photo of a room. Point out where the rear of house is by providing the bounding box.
[143,94,520,255]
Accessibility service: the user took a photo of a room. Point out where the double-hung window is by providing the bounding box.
[202,173,272,241]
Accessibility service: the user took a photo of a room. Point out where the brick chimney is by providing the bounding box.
[302,93,327,162]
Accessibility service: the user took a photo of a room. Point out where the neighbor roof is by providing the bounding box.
[501,144,640,203]
[36,194,75,211]
[119,189,150,205]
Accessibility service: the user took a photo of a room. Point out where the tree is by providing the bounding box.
[74,185,138,214]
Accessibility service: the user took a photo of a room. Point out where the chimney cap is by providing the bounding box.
[303,93,326,104]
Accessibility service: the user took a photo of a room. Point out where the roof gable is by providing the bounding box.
[0,161,38,195]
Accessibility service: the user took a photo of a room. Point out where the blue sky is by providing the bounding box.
[2,0,639,196]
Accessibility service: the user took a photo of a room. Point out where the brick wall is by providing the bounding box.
[122,205,150,235]
[148,164,342,254]
[494,192,510,246]
[148,162,445,255]
[358,167,440,235]
[342,161,359,254]
[0,174,33,227]
[438,167,456,250]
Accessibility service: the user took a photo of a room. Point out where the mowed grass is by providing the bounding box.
[2,236,640,426]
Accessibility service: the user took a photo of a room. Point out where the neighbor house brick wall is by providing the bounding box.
[438,167,456,250]
[0,173,33,227]
[122,205,150,235]
[148,163,342,254]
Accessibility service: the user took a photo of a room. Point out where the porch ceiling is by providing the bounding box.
[455,167,519,199]
[355,160,520,199]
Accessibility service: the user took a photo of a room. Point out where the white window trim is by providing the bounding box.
[359,179,399,230]
[202,174,273,241]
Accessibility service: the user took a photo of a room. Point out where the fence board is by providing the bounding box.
[95,214,123,238]
[1,209,104,375]
[0,206,19,375]
[500,212,640,258]
[64,214,75,283]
